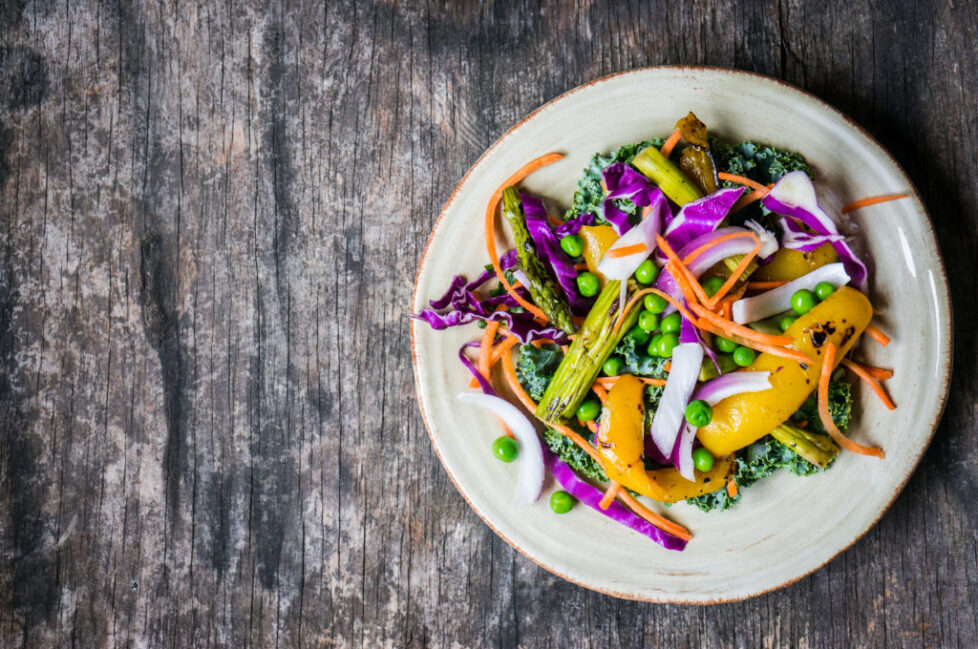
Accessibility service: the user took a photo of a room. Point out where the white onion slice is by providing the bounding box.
[731,263,850,324]
[457,393,545,506]
[597,199,666,281]
[650,343,703,458]
[675,424,698,481]
[744,219,779,259]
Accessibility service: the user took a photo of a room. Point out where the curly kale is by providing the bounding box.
[515,344,563,402]
[543,427,607,483]
[686,380,852,513]
[613,335,670,378]
[565,138,665,224]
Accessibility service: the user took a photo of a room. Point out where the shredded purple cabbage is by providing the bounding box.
[545,450,687,551]
[779,216,846,253]
[601,163,665,235]
[521,193,592,315]
[458,342,497,397]
[553,213,595,239]
[662,187,745,254]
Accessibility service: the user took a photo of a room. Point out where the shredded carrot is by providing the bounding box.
[864,324,891,346]
[656,235,707,305]
[599,482,622,510]
[613,287,700,335]
[593,376,667,390]
[731,185,770,212]
[726,480,738,498]
[664,361,672,372]
[717,172,768,193]
[660,128,682,157]
[485,153,563,322]
[585,420,598,434]
[573,263,589,271]
[510,281,523,290]
[489,335,520,366]
[679,230,761,308]
[746,280,788,290]
[819,344,885,458]
[689,305,811,365]
[498,343,691,541]
[840,193,909,215]
[607,242,648,258]
[796,420,808,428]
[591,383,609,405]
[547,213,565,227]
[479,321,499,383]
[721,302,732,320]
[841,358,897,410]
[688,303,791,347]
[849,363,893,381]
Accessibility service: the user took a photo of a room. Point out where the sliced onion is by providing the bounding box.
[692,371,772,405]
[545,451,687,551]
[650,343,703,457]
[596,192,669,281]
[457,392,544,506]
[731,262,850,324]
[762,171,868,292]
[662,186,745,252]
[780,216,845,252]
[744,219,779,261]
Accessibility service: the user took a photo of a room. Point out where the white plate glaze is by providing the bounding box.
[410,67,951,603]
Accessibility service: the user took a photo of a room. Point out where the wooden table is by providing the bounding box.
[1,2,975,647]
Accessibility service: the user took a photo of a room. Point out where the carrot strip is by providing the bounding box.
[726,480,738,498]
[573,263,588,271]
[660,128,682,157]
[585,420,598,434]
[498,343,691,541]
[656,235,708,306]
[599,482,622,511]
[547,213,565,227]
[721,302,732,320]
[864,324,891,346]
[607,242,648,258]
[840,193,909,215]
[593,376,667,389]
[841,358,897,410]
[479,321,499,383]
[704,238,760,308]
[731,185,769,212]
[796,420,808,428]
[591,383,609,405]
[746,280,788,290]
[718,172,768,193]
[485,153,564,322]
[689,305,810,365]
[688,303,792,347]
[819,344,885,458]
[613,287,700,335]
[489,335,520,366]
[852,363,893,381]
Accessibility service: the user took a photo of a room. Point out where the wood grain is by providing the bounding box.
[0,1,974,647]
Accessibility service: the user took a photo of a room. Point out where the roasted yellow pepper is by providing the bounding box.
[752,243,839,281]
[697,287,872,457]
[579,224,619,281]
[595,375,732,502]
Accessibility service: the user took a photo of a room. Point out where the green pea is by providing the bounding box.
[779,315,797,332]
[660,312,682,334]
[647,334,664,357]
[732,345,756,367]
[643,293,669,314]
[702,276,726,298]
[638,310,660,332]
[602,356,623,376]
[625,325,650,346]
[692,447,715,472]
[791,289,816,315]
[576,399,601,422]
[634,260,660,285]
[685,399,713,428]
[577,272,600,297]
[476,320,488,329]
[658,332,680,358]
[814,281,835,301]
[549,490,575,514]
[715,336,738,353]
[560,234,584,257]
[492,436,519,463]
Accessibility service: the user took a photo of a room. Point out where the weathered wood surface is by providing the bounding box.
[0,1,975,647]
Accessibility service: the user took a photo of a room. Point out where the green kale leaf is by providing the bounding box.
[613,335,670,378]
[791,381,852,435]
[543,427,607,483]
[515,344,564,402]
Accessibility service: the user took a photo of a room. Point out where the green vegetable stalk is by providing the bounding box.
[501,187,575,334]
[770,423,839,469]
[631,145,703,206]
[535,280,640,422]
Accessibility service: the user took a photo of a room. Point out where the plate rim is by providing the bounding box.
[409,65,953,603]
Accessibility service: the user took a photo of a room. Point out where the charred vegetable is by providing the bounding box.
[676,112,719,195]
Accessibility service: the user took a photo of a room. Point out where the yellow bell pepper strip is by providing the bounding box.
[696,286,873,457]
[595,375,733,503]
[752,243,839,281]
[579,224,619,281]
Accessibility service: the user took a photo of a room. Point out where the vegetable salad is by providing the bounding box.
[414,112,904,550]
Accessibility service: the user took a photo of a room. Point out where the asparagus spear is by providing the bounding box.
[771,423,839,469]
[535,280,640,422]
[631,145,703,206]
[501,187,576,334]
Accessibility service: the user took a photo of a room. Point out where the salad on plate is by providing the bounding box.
[413,112,906,550]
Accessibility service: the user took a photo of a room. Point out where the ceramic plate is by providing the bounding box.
[410,67,951,602]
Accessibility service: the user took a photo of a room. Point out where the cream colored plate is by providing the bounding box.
[410,67,951,603]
